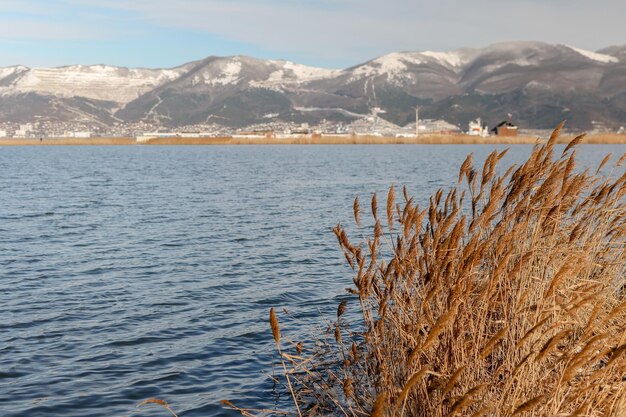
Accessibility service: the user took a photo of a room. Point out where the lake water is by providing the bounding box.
[1,144,624,417]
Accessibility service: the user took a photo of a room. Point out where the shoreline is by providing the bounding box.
[1,133,625,146]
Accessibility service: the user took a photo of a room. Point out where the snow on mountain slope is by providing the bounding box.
[420,51,468,67]
[0,65,28,80]
[366,53,424,73]
[186,56,339,90]
[275,60,339,81]
[597,45,626,61]
[347,53,423,83]
[191,59,243,87]
[1,64,190,103]
[564,45,618,63]
[183,56,340,91]
[257,60,340,88]
[347,50,474,84]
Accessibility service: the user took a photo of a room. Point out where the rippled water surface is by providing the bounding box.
[1,144,624,417]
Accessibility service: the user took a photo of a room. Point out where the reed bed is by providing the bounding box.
[573,134,626,144]
[0,137,136,145]
[143,135,436,145]
[2,133,626,146]
[129,134,626,145]
[256,124,626,417]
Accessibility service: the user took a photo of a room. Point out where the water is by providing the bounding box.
[1,144,623,417]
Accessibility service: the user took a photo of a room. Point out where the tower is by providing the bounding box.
[415,107,420,138]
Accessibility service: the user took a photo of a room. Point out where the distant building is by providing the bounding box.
[404,119,460,135]
[14,123,33,138]
[492,121,518,137]
[136,135,154,143]
[289,128,310,135]
[467,118,488,137]
[137,132,177,138]
[0,130,7,138]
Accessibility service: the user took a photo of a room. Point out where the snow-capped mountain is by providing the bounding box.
[1,41,625,130]
[0,64,193,103]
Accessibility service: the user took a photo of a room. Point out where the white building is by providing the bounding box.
[467,118,489,137]
[140,132,178,138]
[135,132,181,142]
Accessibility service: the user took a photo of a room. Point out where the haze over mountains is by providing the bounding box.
[1,41,625,130]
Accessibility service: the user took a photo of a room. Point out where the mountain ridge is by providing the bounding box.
[1,41,625,131]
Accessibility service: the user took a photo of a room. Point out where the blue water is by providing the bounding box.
[1,145,623,417]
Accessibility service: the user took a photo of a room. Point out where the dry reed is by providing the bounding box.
[0,137,136,146]
[137,398,179,417]
[2,133,626,146]
[126,133,626,145]
[256,124,625,417]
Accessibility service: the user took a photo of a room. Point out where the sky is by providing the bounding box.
[0,0,625,69]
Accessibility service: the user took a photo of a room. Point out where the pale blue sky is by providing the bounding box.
[1,0,624,69]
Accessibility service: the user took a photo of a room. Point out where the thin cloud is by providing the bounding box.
[0,0,52,15]
[0,1,139,42]
[2,0,625,67]
[69,0,626,56]
[0,19,111,40]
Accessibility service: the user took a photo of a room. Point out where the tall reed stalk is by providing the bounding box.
[259,124,625,417]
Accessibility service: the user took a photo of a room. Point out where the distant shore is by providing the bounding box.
[1,133,625,146]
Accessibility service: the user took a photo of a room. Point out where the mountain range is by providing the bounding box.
[1,41,625,130]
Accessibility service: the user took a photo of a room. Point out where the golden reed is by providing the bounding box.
[250,124,625,417]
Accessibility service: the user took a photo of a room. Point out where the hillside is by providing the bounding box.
[1,41,625,130]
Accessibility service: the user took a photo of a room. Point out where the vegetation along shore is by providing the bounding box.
[1,133,626,146]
